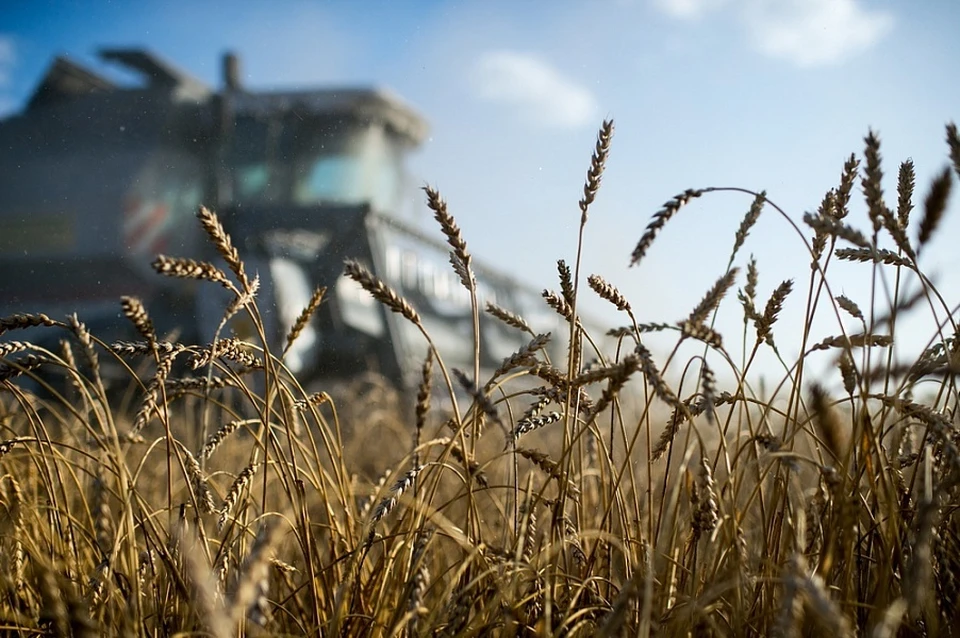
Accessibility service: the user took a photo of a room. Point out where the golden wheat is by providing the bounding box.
[0,122,958,636]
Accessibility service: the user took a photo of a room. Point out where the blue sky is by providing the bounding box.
[2,0,959,384]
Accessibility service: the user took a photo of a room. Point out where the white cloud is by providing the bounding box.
[743,0,893,67]
[472,50,599,129]
[651,0,893,67]
[654,0,729,19]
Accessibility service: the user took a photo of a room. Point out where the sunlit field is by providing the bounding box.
[1,121,959,636]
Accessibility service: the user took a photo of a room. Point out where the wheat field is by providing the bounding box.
[0,120,959,636]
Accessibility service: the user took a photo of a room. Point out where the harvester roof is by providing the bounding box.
[18,48,428,146]
[229,88,428,146]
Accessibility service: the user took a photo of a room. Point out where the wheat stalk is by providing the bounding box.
[218,463,259,531]
[344,259,421,325]
[485,302,534,336]
[283,286,326,357]
[367,465,424,546]
[425,186,474,290]
[687,268,740,324]
[196,206,251,292]
[917,166,952,254]
[834,247,913,268]
[509,411,562,443]
[198,419,257,461]
[588,274,631,313]
[579,119,614,223]
[731,191,765,260]
[630,188,705,266]
[153,254,232,287]
[897,159,916,228]
[0,312,58,336]
[755,279,794,347]
[121,296,156,345]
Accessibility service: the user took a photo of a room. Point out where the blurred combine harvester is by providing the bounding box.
[0,49,564,390]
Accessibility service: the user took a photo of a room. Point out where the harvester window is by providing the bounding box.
[400,251,419,291]
[270,257,317,374]
[235,164,270,200]
[336,275,385,337]
[228,115,403,212]
[432,266,451,300]
[228,117,284,203]
[291,122,403,212]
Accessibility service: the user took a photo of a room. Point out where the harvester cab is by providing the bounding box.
[0,48,564,392]
[207,54,432,384]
